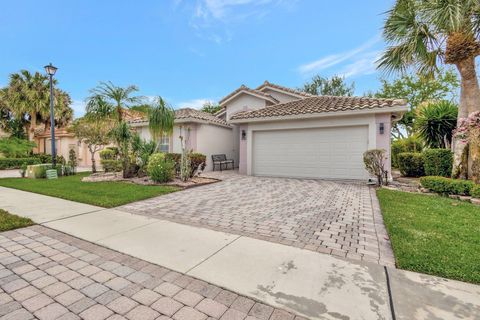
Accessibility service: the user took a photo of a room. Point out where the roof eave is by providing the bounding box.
[219,90,278,107]
[130,118,232,129]
[229,105,409,124]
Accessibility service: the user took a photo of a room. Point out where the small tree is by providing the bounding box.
[201,101,222,114]
[147,97,175,152]
[68,148,78,174]
[300,75,355,96]
[363,149,388,186]
[109,121,132,178]
[70,117,113,173]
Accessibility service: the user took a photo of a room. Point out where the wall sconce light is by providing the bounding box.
[241,130,247,140]
[379,123,385,135]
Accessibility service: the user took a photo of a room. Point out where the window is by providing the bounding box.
[159,136,170,152]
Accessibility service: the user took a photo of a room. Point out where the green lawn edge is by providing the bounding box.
[0,173,180,208]
[0,209,34,232]
[377,188,480,284]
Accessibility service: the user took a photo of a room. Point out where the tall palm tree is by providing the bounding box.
[378,0,480,179]
[89,81,141,122]
[85,95,116,118]
[147,97,175,151]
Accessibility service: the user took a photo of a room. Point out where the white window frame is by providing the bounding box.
[159,136,170,152]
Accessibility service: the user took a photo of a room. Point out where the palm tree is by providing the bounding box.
[89,81,141,122]
[378,0,480,179]
[85,95,115,118]
[415,101,458,148]
[3,70,72,140]
[147,97,175,151]
[110,121,132,178]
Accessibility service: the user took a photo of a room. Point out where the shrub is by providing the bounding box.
[165,152,206,177]
[472,185,480,198]
[100,148,118,160]
[363,149,388,185]
[423,149,453,177]
[32,154,65,165]
[391,137,422,168]
[101,160,122,172]
[147,153,175,183]
[0,158,40,170]
[26,164,63,179]
[68,149,77,174]
[398,152,425,177]
[420,176,476,196]
[0,137,36,158]
[189,153,207,173]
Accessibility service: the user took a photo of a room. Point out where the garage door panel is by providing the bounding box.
[252,126,369,180]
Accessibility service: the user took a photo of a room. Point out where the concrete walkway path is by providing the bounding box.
[1,186,479,320]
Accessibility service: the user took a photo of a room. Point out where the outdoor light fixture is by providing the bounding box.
[379,123,385,135]
[241,129,247,140]
[44,63,58,167]
[44,63,58,76]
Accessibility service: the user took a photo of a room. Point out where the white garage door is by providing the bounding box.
[252,126,369,180]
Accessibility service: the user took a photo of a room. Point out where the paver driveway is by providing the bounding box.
[119,174,394,266]
[0,226,297,320]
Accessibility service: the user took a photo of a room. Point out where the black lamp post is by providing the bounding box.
[44,63,58,167]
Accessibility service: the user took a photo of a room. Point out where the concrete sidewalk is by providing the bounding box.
[1,186,479,320]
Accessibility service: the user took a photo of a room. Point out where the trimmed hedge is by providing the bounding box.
[165,152,206,177]
[0,158,40,170]
[398,152,425,177]
[101,160,122,172]
[472,185,480,198]
[391,137,422,168]
[420,176,476,196]
[423,149,453,177]
[100,148,118,160]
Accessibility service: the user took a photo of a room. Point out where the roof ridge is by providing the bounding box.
[256,81,316,97]
[219,85,280,105]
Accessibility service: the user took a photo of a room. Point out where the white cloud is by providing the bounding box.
[297,35,382,77]
[174,98,214,110]
[337,50,382,78]
[71,100,86,119]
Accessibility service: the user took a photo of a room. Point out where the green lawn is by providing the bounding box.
[0,209,34,231]
[377,188,480,284]
[0,173,180,208]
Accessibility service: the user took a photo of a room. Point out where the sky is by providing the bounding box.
[1,0,396,117]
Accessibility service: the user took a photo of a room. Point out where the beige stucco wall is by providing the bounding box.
[225,95,267,121]
[195,124,234,171]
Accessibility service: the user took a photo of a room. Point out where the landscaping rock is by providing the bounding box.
[470,198,480,206]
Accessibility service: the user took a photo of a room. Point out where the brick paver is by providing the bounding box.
[0,226,301,320]
[119,173,394,265]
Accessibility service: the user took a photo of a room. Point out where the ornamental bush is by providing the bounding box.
[101,160,122,172]
[472,185,480,198]
[99,148,118,160]
[423,149,453,177]
[165,152,206,177]
[0,137,36,158]
[420,176,476,196]
[147,153,175,183]
[397,152,425,177]
[0,158,40,170]
[391,137,422,168]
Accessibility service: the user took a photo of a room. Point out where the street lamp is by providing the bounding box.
[44,63,58,167]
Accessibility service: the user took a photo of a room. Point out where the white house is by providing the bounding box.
[130,81,407,180]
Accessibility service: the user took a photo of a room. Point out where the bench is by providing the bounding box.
[212,154,234,171]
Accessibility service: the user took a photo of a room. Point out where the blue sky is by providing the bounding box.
[1,0,395,117]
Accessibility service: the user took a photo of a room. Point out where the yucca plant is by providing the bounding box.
[415,101,458,148]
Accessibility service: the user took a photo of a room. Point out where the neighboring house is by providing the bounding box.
[130,108,234,172]
[131,80,408,180]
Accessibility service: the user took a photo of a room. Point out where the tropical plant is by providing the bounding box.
[147,97,175,151]
[378,0,480,179]
[415,101,458,148]
[147,153,175,183]
[131,133,157,175]
[70,117,114,173]
[301,75,355,96]
[2,70,72,140]
[371,70,459,138]
[85,95,115,118]
[363,149,388,186]
[201,102,222,114]
[89,81,141,122]
[109,121,132,177]
[0,137,36,158]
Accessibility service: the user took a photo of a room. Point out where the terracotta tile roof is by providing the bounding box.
[230,96,407,121]
[129,108,230,127]
[219,85,279,105]
[256,80,316,98]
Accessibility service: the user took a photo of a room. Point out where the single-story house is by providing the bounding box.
[130,81,407,180]
[130,108,234,172]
